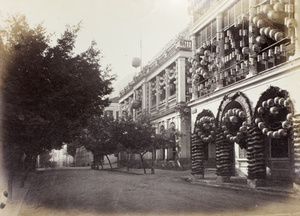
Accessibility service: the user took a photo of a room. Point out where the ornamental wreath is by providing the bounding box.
[221,108,247,148]
[195,116,216,142]
[255,96,293,139]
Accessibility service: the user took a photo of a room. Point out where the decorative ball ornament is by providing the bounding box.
[264,27,272,36]
[256,97,293,139]
[267,10,280,20]
[256,36,267,45]
[222,108,247,143]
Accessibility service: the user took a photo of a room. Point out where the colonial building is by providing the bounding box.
[118,27,193,167]
[187,0,300,190]
[118,0,300,191]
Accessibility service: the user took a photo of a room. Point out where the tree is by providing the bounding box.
[110,114,156,174]
[1,14,115,197]
[81,116,118,170]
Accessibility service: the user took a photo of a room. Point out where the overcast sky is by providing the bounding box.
[0,0,191,97]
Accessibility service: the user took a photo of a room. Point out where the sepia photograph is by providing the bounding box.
[0,0,300,215]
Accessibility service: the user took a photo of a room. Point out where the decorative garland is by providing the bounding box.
[221,108,247,148]
[195,116,216,142]
[194,110,216,143]
[255,96,292,139]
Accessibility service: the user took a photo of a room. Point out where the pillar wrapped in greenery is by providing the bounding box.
[247,125,266,180]
[191,133,204,176]
[215,128,233,177]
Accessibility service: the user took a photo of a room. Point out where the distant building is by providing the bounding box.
[104,96,119,119]
[49,144,74,167]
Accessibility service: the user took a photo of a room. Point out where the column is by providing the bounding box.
[156,77,159,111]
[177,57,186,103]
[165,70,169,108]
[142,82,147,111]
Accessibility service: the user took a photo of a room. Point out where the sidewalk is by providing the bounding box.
[111,167,298,199]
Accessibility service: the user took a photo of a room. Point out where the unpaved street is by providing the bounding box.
[18,168,300,216]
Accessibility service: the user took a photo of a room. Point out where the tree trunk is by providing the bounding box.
[105,155,112,170]
[127,152,130,171]
[7,169,14,201]
[140,153,146,174]
[19,155,36,188]
[151,146,155,174]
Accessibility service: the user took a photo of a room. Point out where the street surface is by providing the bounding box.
[17,168,300,216]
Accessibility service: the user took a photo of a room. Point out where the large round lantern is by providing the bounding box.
[132,57,141,68]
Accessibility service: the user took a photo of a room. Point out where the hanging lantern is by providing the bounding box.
[286,113,293,121]
[262,101,269,108]
[269,106,279,115]
[284,98,291,107]
[256,36,267,45]
[274,32,284,41]
[262,128,269,135]
[258,106,265,114]
[258,122,266,129]
[267,98,274,106]
[278,128,287,137]
[273,131,280,139]
[269,29,279,40]
[257,19,267,28]
[273,2,284,12]
[282,120,292,129]
[274,96,280,104]
[262,4,273,14]
[279,98,285,106]
[229,116,239,123]
[252,44,261,53]
[255,118,261,124]
[267,10,280,20]
[242,47,250,55]
[252,16,260,25]
[267,131,273,138]
[260,27,266,36]
[239,111,245,118]
[264,27,272,36]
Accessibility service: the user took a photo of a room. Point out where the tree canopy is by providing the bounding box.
[1,14,115,169]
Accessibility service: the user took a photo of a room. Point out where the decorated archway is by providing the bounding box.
[216,91,252,180]
[253,86,294,181]
[191,110,216,178]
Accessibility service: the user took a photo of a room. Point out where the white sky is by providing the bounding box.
[0,0,191,97]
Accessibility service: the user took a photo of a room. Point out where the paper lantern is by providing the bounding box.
[267,10,279,20]
[256,36,267,45]
[274,32,284,41]
[269,106,279,115]
[286,113,293,121]
[282,121,291,129]
[273,2,284,12]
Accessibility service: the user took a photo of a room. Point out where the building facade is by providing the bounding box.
[118,0,300,190]
[118,27,193,167]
